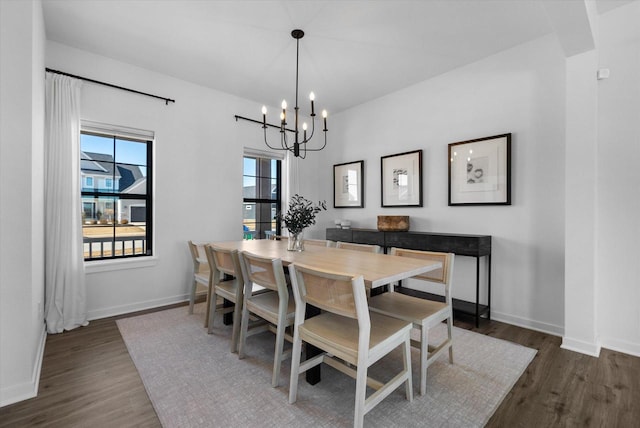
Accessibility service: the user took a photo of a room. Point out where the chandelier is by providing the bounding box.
[236,29,327,158]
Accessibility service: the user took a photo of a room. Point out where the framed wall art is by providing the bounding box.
[381,150,422,207]
[333,160,364,208]
[448,133,511,205]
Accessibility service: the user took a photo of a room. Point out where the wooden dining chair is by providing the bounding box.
[288,263,413,428]
[336,241,383,297]
[204,244,246,353]
[303,238,332,247]
[368,248,455,396]
[187,241,212,327]
[335,241,382,253]
[237,251,296,387]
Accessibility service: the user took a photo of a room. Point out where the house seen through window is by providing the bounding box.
[243,155,281,239]
[81,126,153,260]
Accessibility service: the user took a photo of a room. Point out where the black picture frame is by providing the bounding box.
[381,150,423,207]
[448,133,511,205]
[333,160,364,208]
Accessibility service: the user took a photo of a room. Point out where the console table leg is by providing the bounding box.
[487,254,492,320]
[475,257,480,328]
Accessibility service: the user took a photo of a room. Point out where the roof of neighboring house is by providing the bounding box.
[81,151,145,193]
[121,177,147,194]
[81,151,122,179]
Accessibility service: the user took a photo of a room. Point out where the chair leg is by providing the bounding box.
[238,302,251,359]
[403,336,413,402]
[447,316,454,364]
[230,298,242,353]
[272,317,286,387]
[288,327,303,404]
[204,284,216,328]
[189,279,196,314]
[207,292,217,334]
[354,364,367,428]
[420,326,428,396]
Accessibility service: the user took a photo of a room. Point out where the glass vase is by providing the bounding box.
[287,231,304,252]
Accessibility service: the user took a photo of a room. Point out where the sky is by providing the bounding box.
[81,134,147,170]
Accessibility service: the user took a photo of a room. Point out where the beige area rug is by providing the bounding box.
[117,304,536,427]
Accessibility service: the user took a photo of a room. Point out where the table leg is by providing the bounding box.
[222,273,234,325]
[223,298,233,325]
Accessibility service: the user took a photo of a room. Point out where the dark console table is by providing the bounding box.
[326,228,491,327]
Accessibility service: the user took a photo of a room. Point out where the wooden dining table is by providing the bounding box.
[211,239,442,384]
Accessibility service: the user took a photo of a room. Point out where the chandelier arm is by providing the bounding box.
[281,127,293,151]
[263,127,285,151]
[302,131,327,152]
[302,115,316,144]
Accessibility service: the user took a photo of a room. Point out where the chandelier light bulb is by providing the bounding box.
[281,100,287,109]
[309,92,315,101]
[261,105,267,115]
[302,122,308,131]
[322,110,327,118]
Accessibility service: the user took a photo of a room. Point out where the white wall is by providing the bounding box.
[595,2,640,356]
[0,0,46,407]
[45,42,286,320]
[316,35,567,334]
[563,48,599,356]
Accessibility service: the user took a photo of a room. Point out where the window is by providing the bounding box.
[243,154,281,240]
[80,124,153,260]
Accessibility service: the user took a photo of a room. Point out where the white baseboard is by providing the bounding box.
[87,294,189,321]
[599,337,640,358]
[491,310,564,337]
[0,324,46,408]
[561,336,601,357]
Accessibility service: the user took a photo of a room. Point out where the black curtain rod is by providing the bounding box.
[45,68,175,105]
[234,115,295,133]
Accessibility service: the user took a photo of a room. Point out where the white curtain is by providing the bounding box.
[44,72,88,334]
[282,151,300,236]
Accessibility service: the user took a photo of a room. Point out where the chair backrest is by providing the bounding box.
[205,245,240,276]
[238,251,288,298]
[389,248,455,300]
[304,239,331,247]
[336,241,382,253]
[188,240,210,274]
[289,263,368,322]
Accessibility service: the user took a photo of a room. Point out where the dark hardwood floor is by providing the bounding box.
[1,305,638,427]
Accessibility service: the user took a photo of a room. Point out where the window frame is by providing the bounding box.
[80,122,154,262]
[243,151,282,240]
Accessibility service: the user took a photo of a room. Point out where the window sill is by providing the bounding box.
[85,256,158,274]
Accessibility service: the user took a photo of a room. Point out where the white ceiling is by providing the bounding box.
[42,0,634,114]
